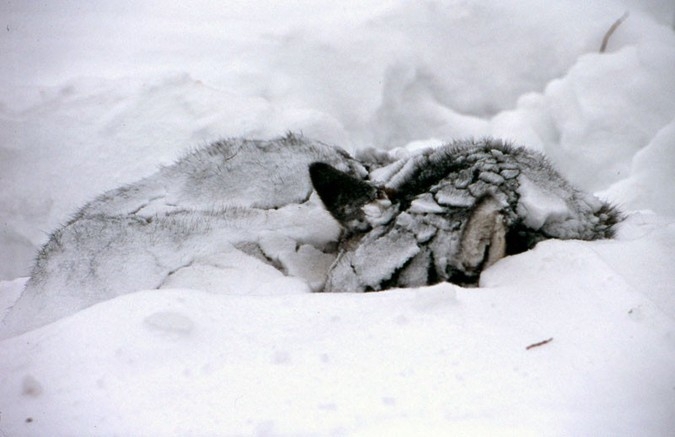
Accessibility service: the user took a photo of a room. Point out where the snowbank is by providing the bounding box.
[1,217,674,435]
[1,1,674,435]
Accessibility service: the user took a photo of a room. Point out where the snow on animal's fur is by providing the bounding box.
[312,140,619,292]
[0,134,620,338]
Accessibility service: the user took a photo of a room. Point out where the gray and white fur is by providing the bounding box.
[310,138,620,291]
[1,135,620,338]
[1,134,365,337]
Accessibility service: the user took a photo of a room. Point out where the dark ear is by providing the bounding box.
[309,162,378,230]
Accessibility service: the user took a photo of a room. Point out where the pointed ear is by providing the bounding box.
[309,162,378,231]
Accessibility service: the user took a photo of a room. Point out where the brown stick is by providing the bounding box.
[600,12,629,53]
[526,337,553,350]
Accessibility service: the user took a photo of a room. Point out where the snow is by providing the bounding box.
[1,1,674,435]
[516,175,571,231]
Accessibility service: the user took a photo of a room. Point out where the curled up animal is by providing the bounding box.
[0,134,621,338]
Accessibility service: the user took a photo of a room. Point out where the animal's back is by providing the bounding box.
[73,134,366,218]
[371,140,619,240]
[1,134,361,338]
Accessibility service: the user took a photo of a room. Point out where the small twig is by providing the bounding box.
[526,337,553,350]
[600,11,629,53]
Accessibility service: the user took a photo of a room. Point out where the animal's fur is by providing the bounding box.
[311,139,621,291]
[1,134,621,337]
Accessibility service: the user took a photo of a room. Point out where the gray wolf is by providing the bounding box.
[0,134,620,337]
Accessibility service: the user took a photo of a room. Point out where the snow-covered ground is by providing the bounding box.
[1,1,674,435]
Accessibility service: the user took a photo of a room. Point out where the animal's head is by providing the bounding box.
[309,159,509,292]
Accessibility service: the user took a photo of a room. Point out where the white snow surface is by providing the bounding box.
[1,1,674,435]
